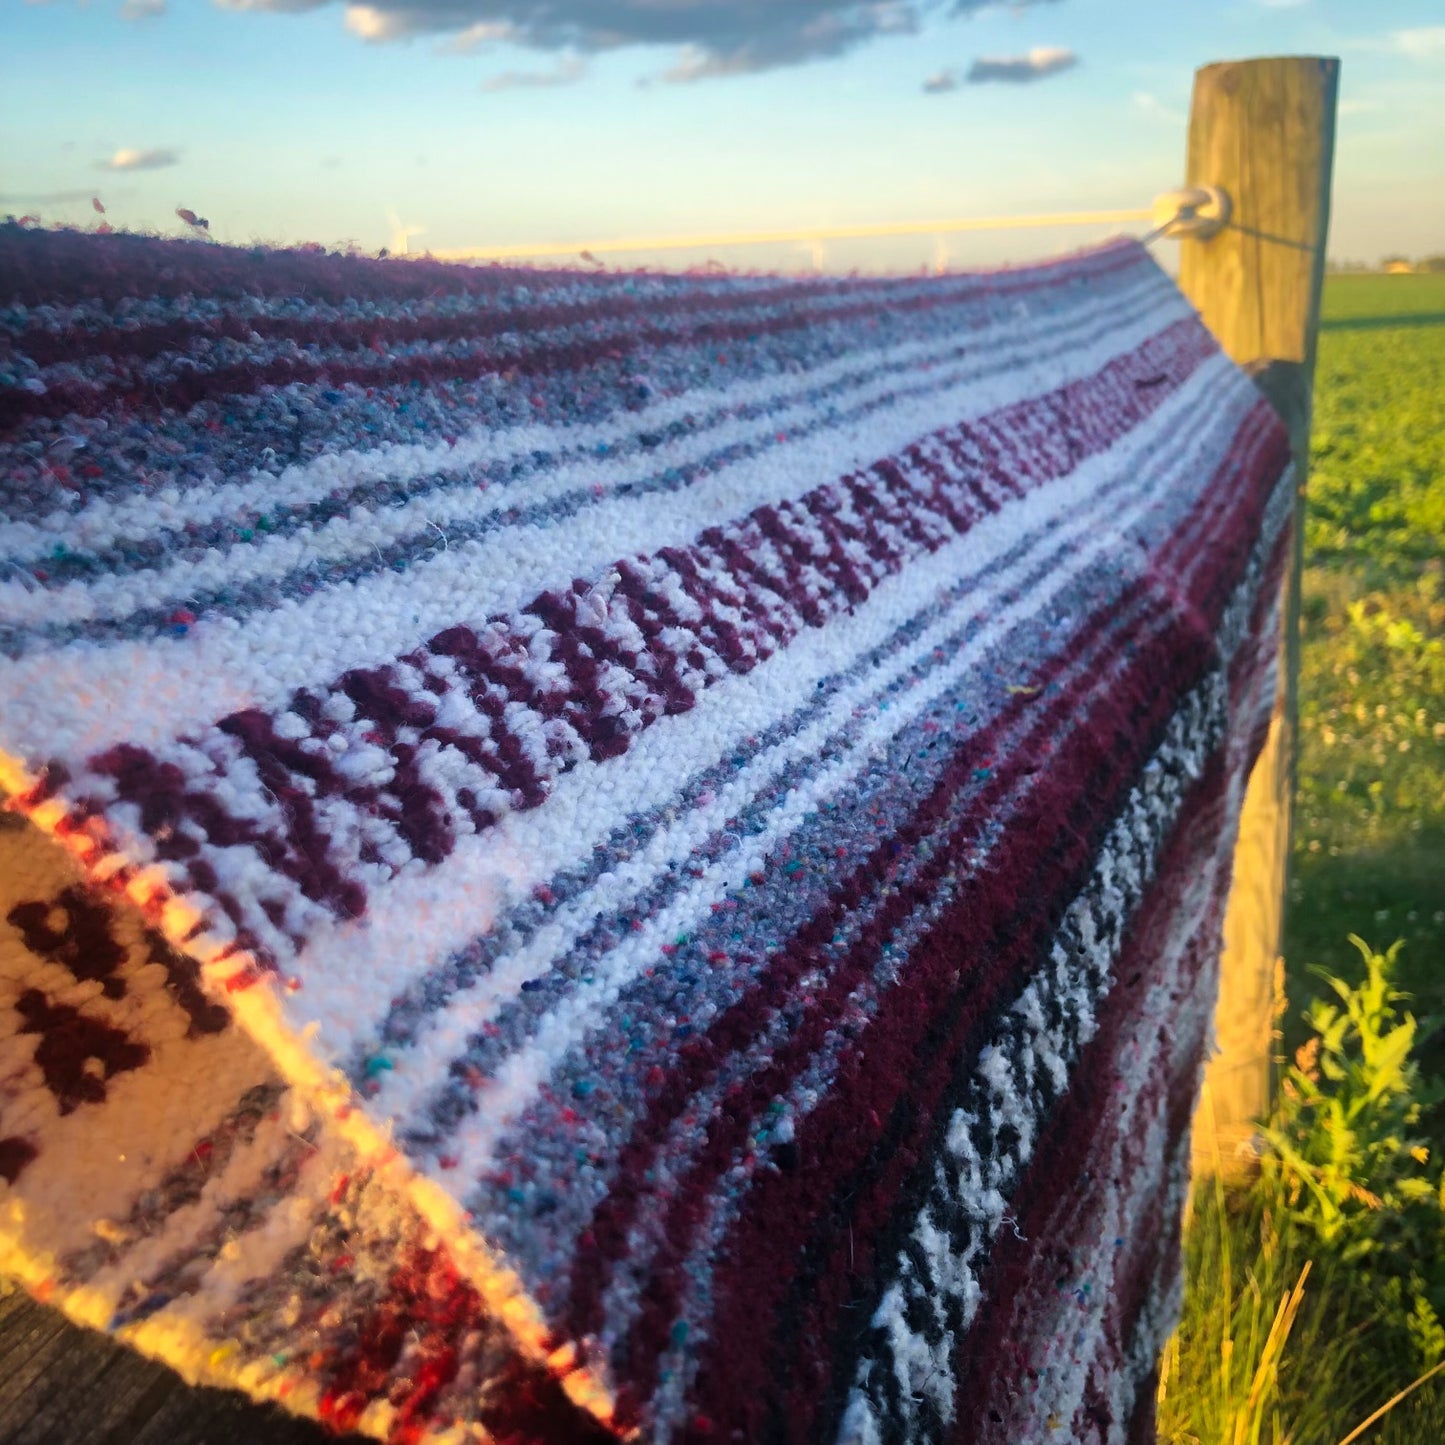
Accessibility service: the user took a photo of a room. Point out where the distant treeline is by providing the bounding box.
[1327,254,1445,274]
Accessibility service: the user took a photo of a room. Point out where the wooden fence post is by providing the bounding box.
[1179,56,1339,1177]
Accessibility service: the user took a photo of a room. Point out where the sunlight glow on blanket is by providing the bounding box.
[0,227,1289,1445]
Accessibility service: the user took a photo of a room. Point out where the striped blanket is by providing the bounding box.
[0,226,1290,1444]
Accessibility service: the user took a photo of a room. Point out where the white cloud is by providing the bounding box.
[98,146,180,171]
[120,0,167,19]
[344,2,407,41]
[967,46,1076,83]
[1388,26,1445,60]
[482,55,586,91]
[922,68,957,93]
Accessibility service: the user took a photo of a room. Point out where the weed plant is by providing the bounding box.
[1160,942,1445,1444]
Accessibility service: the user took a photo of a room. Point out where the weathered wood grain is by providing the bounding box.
[0,1287,354,1445]
[1179,56,1339,1175]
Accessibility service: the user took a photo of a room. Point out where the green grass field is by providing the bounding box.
[1289,274,1445,1060]
[1161,273,1445,1444]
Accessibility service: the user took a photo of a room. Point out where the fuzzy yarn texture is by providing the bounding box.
[0,225,1291,1445]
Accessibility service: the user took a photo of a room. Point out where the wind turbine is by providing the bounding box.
[385,207,425,256]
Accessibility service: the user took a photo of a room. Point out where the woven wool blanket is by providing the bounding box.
[0,226,1291,1445]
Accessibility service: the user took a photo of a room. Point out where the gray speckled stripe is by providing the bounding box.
[7,268,1171,590]
[441,386,1275,1341]
[1,245,1152,524]
[663,676,1231,1444]
[56,1081,286,1285]
[0,280,1173,659]
[349,338,1223,1093]
[387,364,1244,1153]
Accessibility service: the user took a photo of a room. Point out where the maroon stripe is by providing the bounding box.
[1066,1071,1204,1443]
[946,766,1231,1442]
[956,1091,1189,1445]
[619,604,1210,1436]
[566,578,1174,1350]
[564,398,1284,1358]
[1054,1047,1210,1445]
[990,1126,1190,1445]
[71,319,1219,967]
[671,459,1286,1442]
[11,242,1154,372]
[757,429,1285,1445]
[1,225,1141,333]
[312,1239,619,1445]
[1151,401,1289,629]
[1,248,1156,429]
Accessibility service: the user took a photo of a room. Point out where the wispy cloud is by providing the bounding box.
[967,46,1077,83]
[0,189,101,206]
[922,69,958,93]
[951,0,1063,11]
[1132,90,1185,125]
[482,56,586,92]
[1387,26,1445,60]
[97,146,180,171]
[119,0,167,19]
[1343,25,1445,60]
[439,20,520,56]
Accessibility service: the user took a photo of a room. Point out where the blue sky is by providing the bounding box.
[3,0,1442,270]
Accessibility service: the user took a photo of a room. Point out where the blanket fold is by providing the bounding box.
[0,228,1289,1445]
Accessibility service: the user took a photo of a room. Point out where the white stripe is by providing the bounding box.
[284,355,1247,1070]
[0,289,1193,766]
[0,261,1166,568]
[84,1104,310,1303]
[390,362,1249,1175]
[0,274,1176,632]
